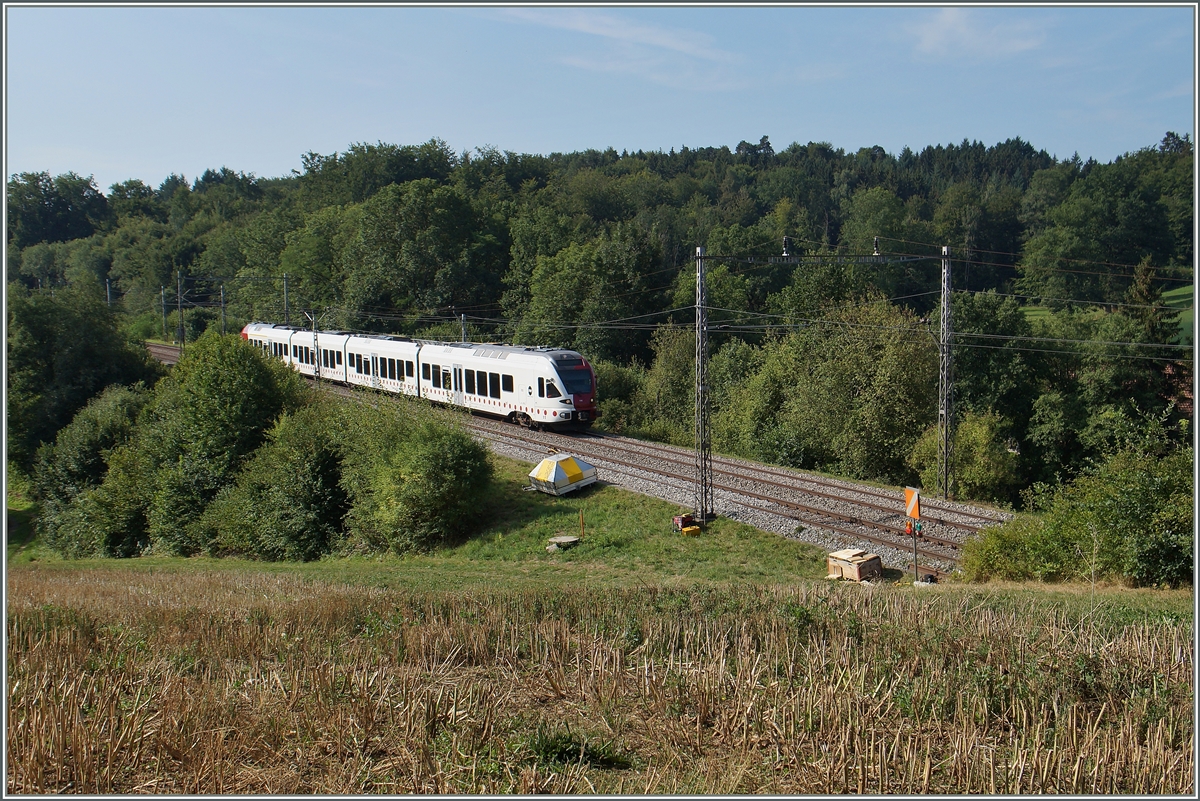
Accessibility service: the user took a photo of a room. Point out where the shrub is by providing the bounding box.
[198,399,348,561]
[960,440,1192,586]
[42,443,154,558]
[33,384,149,506]
[137,330,306,554]
[339,402,492,554]
[41,331,306,558]
[908,411,1022,505]
[7,284,161,469]
[34,385,150,557]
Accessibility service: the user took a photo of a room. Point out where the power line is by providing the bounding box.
[961,289,1187,312]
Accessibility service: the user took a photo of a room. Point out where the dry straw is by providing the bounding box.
[6,568,1193,793]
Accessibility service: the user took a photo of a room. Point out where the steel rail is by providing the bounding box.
[469,423,962,564]
[576,429,1007,526]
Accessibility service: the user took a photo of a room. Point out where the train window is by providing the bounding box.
[306,347,312,364]
[538,377,545,397]
[474,370,485,394]
[422,363,430,380]
[488,372,501,399]
[406,360,414,377]
[443,369,451,389]
[546,381,562,398]
[558,367,593,395]
[388,358,396,380]
[291,345,297,359]
[432,365,441,388]
[336,351,342,366]
[465,370,475,395]
[502,374,513,393]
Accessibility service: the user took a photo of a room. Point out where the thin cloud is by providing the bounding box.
[558,51,746,93]
[907,8,1045,61]
[500,8,737,63]
[1151,81,1193,101]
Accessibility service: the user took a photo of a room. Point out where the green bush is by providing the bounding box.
[32,384,149,506]
[136,330,306,554]
[908,411,1021,505]
[42,443,154,558]
[40,331,306,558]
[33,384,151,557]
[6,284,161,469]
[961,438,1193,587]
[592,359,644,434]
[198,399,348,561]
[339,402,493,554]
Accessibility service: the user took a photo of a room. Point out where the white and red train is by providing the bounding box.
[241,323,598,429]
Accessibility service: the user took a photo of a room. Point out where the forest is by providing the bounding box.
[6,133,1193,579]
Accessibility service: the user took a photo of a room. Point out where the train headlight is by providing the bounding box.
[559,411,572,420]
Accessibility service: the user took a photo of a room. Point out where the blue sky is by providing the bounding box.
[5,5,1195,193]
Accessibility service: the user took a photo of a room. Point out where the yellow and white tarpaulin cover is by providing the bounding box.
[528,453,598,495]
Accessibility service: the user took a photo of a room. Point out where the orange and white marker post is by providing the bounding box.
[905,487,921,582]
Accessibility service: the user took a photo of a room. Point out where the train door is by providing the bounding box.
[452,365,464,406]
[370,354,382,389]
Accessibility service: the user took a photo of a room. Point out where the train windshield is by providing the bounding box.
[555,364,593,395]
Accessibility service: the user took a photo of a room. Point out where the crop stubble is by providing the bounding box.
[6,568,1193,794]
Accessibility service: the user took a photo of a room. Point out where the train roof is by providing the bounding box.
[245,323,585,360]
[418,341,584,360]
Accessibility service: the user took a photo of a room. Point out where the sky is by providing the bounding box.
[4,4,1195,193]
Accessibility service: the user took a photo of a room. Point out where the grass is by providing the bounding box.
[1162,283,1194,344]
[6,455,828,591]
[6,453,1194,793]
[5,476,54,566]
[1021,283,1194,344]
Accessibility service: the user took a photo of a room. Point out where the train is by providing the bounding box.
[241,323,598,429]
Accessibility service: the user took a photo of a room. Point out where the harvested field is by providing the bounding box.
[6,567,1193,794]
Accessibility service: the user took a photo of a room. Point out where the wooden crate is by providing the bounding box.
[826,549,883,582]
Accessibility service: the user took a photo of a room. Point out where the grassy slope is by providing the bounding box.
[6,456,828,591]
[7,455,1191,624]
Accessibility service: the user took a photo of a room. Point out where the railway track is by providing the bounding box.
[145,340,1002,579]
[577,429,1006,529]
[145,342,181,364]
[467,421,969,578]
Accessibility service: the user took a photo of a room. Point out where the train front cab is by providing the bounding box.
[544,353,599,429]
